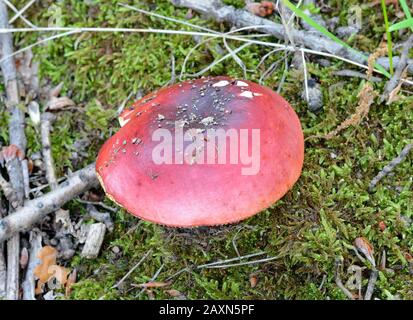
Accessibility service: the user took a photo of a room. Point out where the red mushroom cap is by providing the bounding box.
[96,76,304,227]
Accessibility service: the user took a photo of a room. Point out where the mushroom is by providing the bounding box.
[96,76,304,227]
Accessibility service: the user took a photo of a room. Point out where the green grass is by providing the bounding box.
[390,0,413,32]
[381,0,393,75]
[1,0,412,300]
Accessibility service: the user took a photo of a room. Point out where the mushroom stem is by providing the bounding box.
[0,163,98,243]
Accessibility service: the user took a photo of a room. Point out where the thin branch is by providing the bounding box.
[382,35,413,103]
[0,1,27,300]
[171,0,413,78]
[364,269,378,300]
[137,263,164,298]
[201,255,279,269]
[369,143,413,192]
[0,200,5,298]
[9,0,37,25]
[332,69,382,82]
[0,26,410,83]
[197,251,266,268]
[40,113,57,190]
[22,230,42,300]
[3,0,36,28]
[111,240,151,289]
[335,260,355,300]
[75,198,118,213]
[0,163,99,243]
[301,49,309,103]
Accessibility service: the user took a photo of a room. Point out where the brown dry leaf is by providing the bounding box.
[378,221,386,232]
[323,82,377,139]
[246,1,274,17]
[46,96,75,111]
[166,289,182,297]
[27,159,34,174]
[34,246,58,283]
[135,281,171,288]
[249,274,258,288]
[354,237,375,266]
[48,265,70,287]
[65,269,77,298]
[34,246,73,295]
[35,281,45,295]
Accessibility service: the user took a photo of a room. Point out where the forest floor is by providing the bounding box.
[0,0,412,299]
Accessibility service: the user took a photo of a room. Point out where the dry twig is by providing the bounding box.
[335,258,355,300]
[171,0,413,75]
[369,143,413,192]
[364,269,378,300]
[22,230,42,300]
[0,163,99,243]
[0,1,27,300]
[111,249,152,290]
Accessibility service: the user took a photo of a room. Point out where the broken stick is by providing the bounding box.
[0,0,27,300]
[369,143,413,192]
[171,0,413,75]
[0,163,98,243]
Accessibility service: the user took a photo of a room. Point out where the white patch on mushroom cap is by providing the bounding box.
[118,116,130,127]
[200,116,215,126]
[239,91,254,98]
[118,109,134,127]
[212,80,230,87]
[253,92,263,96]
[236,81,249,87]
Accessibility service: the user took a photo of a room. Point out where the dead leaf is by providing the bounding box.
[249,274,258,288]
[34,246,57,283]
[27,159,34,174]
[378,221,386,232]
[48,265,70,287]
[246,1,274,17]
[65,269,77,298]
[354,237,376,266]
[135,281,171,288]
[46,96,75,111]
[166,289,182,297]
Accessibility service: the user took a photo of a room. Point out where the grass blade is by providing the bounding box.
[388,18,413,32]
[398,0,413,22]
[381,0,393,75]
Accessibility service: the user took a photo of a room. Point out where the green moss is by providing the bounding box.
[6,0,413,300]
